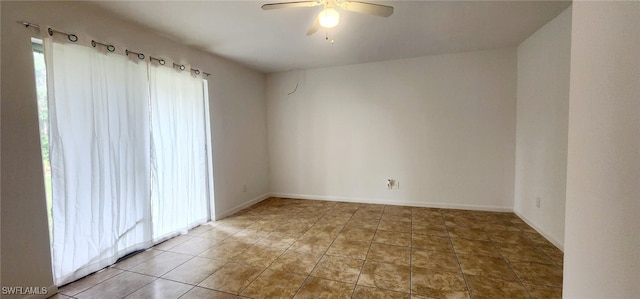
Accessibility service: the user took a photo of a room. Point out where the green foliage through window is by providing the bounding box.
[32,41,53,239]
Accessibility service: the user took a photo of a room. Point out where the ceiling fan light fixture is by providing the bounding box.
[318,7,340,28]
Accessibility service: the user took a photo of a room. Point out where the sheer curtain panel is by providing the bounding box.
[45,38,152,285]
[149,65,208,242]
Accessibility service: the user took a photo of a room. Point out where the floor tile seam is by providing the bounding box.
[196,232,234,243]
[126,251,197,279]
[284,213,348,298]
[172,285,198,299]
[68,267,132,298]
[461,272,530,284]
[166,243,220,257]
[110,274,161,299]
[113,248,167,271]
[411,260,466,275]
[234,212,326,258]
[521,281,564,289]
[376,227,412,234]
[57,268,121,297]
[441,209,473,299]
[308,264,365,285]
[163,254,233,291]
[186,226,214,238]
[290,222,350,298]
[123,267,182,279]
[485,230,534,299]
[56,290,77,298]
[162,253,235,286]
[312,211,365,299]
[409,209,414,298]
[57,289,80,297]
[158,234,198,251]
[521,233,563,267]
[511,259,565,268]
[195,278,257,296]
[121,276,160,299]
[256,209,337,299]
[454,250,517,263]
[349,210,384,298]
[355,277,412,295]
[158,274,206,287]
[495,251,560,266]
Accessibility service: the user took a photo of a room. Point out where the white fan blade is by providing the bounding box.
[338,1,393,17]
[306,16,320,35]
[262,1,322,10]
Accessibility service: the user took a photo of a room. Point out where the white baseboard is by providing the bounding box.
[514,210,564,251]
[215,193,270,220]
[270,192,513,213]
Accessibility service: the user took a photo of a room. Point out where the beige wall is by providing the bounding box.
[514,7,571,249]
[563,1,640,297]
[267,48,517,211]
[1,3,55,297]
[1,2,269,297]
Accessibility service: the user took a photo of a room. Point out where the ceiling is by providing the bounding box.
[89,1,571,73]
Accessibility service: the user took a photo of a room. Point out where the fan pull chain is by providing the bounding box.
[325,30,335,45]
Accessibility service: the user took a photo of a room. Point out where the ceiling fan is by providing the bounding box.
[261,0,394,36]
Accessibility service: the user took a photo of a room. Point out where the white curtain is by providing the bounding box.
[46,38,152,285]
[149,65,208,242]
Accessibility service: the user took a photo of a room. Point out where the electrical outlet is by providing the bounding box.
[386,179,400,189]
[536,197,541,208]
[243,184,247,192]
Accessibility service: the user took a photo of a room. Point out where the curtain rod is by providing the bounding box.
[17,20,211,77]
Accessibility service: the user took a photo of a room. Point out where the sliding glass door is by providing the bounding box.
[38,37,211,285]
[45,39,153,285]
[149,64,209,242]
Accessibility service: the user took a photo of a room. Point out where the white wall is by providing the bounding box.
[563,2,640,298]
[514,7,571,249]
[1,1,269,297]
[267,48,517,211]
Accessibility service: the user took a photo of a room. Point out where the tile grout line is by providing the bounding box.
[409,208,414,298]
[524,230,564,268]
[61,270,127,298]
[348,206,383,298]
[123,250,198,284]
[157,242,236,288]
[69,265,174,298]
[182,222,260,291]
[122,251,203,295]
[442,210,474,299]
[238,203,334,298]
[358,214,414,295]
[291,203,357,298]
[113,272,159,299]
[174,285,197,299]
[183,203,306,296]
[517,228,565,289]
[485,217,534,299]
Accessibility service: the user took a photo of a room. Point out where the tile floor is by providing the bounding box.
[54,197,564,299]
